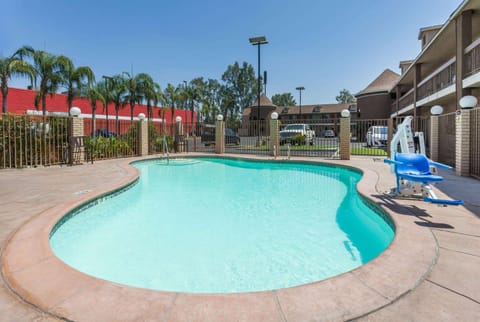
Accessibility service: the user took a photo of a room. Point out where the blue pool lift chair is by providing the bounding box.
[384,153,463,206]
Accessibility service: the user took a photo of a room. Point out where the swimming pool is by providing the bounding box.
[50,157,394,293]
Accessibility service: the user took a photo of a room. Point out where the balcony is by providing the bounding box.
[391,88,414,114]
[465,39,480,77]
[417,60,456,101]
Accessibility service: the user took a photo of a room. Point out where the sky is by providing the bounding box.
[0,0,462,105]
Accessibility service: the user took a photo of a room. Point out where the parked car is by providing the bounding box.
[93,129,117,138]
[366,126,388,147]
[323,130,335,138]
[225,128,241,145]
[201,125,240,146]
[279,124,315,145]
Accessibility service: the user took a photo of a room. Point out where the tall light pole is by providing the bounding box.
[102,75,113,134]
[183,80,188,125]
[296,86,305,119]
[249,36,268,142]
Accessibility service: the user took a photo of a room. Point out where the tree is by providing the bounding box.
[197,78,222,123]
[219,85,236,126]
[16,46,70,115]
[0,52,35,114]
[85,84,105,137]
[140,75,161,120]
[221,61,259,119]
[61,58,94,115]
[336,89,356,104]
[164,83,179,122]
[185,77,205,125]
[108,74,127,133]
[123,72,148,121]
[271,93,296,106]
[96,79,114,133]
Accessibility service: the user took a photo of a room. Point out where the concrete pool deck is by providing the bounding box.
[0,154,478,321]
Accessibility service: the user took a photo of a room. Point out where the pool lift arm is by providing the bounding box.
[384,116,463,206]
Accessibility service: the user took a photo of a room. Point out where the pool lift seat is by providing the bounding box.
[384,153,463,206]
[383,116,463,206]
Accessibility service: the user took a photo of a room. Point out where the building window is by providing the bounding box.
[282,108,289,113]
[313,106,321,113]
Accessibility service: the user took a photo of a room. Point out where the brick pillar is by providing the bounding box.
[339,116,350,160]
[69,116,84,164]
[430,116,439,161]
[455,109,471,176]
[387,118,394,158]
[215,119,225,154]
[138,120,148,156]
[269,119,280,157]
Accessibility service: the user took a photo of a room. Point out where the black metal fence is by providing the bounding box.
[225,120,269,156]
[470,108,480,178]
[2,113,478,178]
[85,118,140,161]
[0,114,69,168]
[437,112,456,167]
[351,119,389,156]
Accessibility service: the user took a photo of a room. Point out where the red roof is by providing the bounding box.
[1,87,195,123]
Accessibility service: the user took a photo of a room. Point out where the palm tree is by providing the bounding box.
[16,46,69,115]
[123,72,153,121]
[164,83,178,123]
[109,74,126,134]
[61,58,94,115]
[96,79,113,133]
[139,74,161,120]
[0,53,35,114]
[85,85,105,138]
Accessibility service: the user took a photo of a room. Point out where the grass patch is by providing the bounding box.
[234,145,337,150]
[351,147,387,156]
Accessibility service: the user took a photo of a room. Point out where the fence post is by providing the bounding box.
[339,111,350,160]
[68,111,84,164]
[215,115,225,154]
[174,117,184,153]
[455,109,471,176]
[269,113,280,157]
[430,115,440,162]
[138,114,148,156]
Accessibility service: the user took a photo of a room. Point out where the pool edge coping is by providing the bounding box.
[0,154,439,322]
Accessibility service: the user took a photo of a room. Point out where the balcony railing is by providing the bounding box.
[390,89,414,115]
[465,40,480,77]
[417,61,456,101]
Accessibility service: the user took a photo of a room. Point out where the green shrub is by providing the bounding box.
[291,134,306,145]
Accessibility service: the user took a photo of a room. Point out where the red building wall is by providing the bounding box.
[0,87,195,123]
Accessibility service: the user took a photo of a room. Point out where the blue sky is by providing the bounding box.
[1,0,461,105]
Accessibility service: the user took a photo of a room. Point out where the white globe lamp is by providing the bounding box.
[459,95,478,109]
[138,113,146,121]
[340,109,350,118]
[271,112,279,120]
[175,116,182,123]
[70,106,81,117]
[430,105,443,115]
[216,114,224,121]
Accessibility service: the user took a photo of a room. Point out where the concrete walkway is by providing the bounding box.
[0,155,478,321]
[347,158,480,321]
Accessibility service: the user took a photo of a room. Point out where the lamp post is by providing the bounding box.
[102,75,113,134]
[296,86,305,119]
[249,36,268,142]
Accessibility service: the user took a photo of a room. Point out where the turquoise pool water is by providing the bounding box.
[50,157,394,293]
